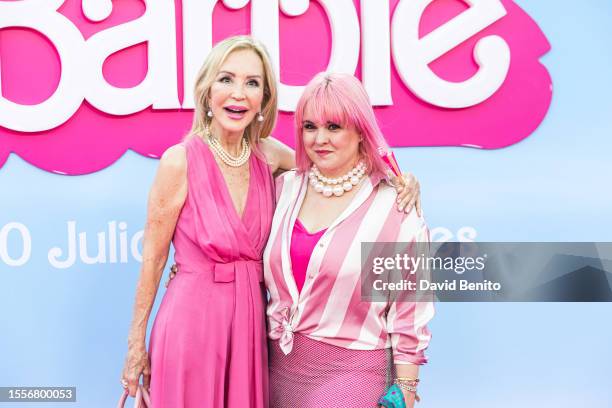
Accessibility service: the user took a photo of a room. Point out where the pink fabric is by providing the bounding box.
[148,135,275,408]
[269,334,390,408]
[289,219,326,292]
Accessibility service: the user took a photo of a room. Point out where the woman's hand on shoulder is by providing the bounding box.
[259,136,296,174]
[391,172,421,216]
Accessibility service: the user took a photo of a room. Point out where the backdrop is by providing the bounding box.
[1,0,611,407]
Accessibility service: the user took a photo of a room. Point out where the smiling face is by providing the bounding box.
[302,105,362,178]
[295,73,391,179]
[208,48,265,136]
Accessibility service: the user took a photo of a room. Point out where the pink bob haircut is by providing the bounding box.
[294,72,391,178]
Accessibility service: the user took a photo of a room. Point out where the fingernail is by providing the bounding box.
[398,206,404,211]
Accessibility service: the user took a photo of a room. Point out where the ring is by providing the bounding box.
[120,378,128,389]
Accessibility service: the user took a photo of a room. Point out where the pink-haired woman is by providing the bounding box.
[264,73,434,408]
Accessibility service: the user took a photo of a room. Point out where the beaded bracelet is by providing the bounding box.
[394,382,417,393]
[393,378,421,402]
[395,377,419,383]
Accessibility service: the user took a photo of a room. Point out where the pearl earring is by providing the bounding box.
[207,109,213,118]
[257,112,264,122]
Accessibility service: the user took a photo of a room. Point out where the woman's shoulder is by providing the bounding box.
[259,136,296,172]
[258,135,275,150]
[273,169,305,204]
[160,143,187,165]
[150,144,188,197]
[174,134,213,166]
[372,177,398,201]
[157,143,188,178]
[258,136,279,166]
[373,178,427,225]
[275,169,301,189]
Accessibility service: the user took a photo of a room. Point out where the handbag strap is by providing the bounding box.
[117,385,151,408]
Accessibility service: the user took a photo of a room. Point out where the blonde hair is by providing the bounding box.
[188,36,278,149]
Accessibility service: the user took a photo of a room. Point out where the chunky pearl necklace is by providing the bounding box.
[204,127,251,167]
[309,161,366,197]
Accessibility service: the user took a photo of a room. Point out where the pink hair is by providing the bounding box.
[294,72,391,178]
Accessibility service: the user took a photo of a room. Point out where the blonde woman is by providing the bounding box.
[120,36,291,408]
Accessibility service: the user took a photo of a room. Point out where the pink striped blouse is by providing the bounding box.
[263,171,434,365]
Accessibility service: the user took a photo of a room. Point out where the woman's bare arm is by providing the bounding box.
[123,144,187,396]
[394,364,420,407]
[259,136,296,175]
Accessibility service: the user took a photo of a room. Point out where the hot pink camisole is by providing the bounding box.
[290,219,327,292]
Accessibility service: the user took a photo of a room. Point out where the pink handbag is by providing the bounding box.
[117,385,151,408]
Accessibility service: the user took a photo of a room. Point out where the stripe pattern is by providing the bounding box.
[263,171,434,365]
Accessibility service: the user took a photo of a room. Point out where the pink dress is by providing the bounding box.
[148,135,275,408]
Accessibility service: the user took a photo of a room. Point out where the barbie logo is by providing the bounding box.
[0,0,552,174]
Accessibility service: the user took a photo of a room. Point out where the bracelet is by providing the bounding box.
[394,381,417,393]
[393,381,422,402]
[393,376,420,400]
[394,378,419,388]
[395,377,419,383]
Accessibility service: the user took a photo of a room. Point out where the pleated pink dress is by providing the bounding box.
[148,135,275,408]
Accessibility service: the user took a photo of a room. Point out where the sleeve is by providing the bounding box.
[274,170,297,204]
[385,212,434,365]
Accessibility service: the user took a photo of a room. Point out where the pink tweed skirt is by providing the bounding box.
[269,334,392,408]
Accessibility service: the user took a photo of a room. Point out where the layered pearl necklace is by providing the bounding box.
[204,127,251,167]
[309,161,366,197]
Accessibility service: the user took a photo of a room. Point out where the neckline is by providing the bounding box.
[196,135,253,221]
[281,172,376,306]
[294,218,327,236]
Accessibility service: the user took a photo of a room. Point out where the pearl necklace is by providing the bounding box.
[204,127,251,167]
[309,161,366,197]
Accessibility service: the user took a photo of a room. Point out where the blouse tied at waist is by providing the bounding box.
[269,307,297,355]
